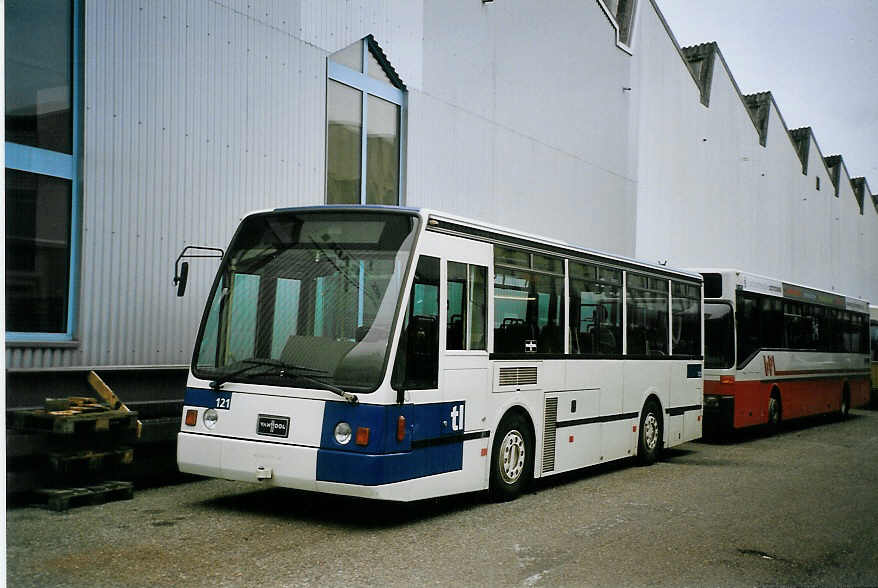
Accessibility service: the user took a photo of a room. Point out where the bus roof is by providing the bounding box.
[263,205,701,282]
[690,267,870,312]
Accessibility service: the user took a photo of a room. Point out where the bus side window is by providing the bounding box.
[392,255,440,390]
[447,261,488,351]
[671,281,701,357]
[626,274,668,356]
[447,262,467,350]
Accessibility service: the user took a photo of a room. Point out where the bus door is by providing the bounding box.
[392,231,492,488]
[436,235,492,426]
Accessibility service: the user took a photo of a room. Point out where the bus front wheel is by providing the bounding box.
[636,399,662,465]
[840,386,850,419]
[489,412,534,502]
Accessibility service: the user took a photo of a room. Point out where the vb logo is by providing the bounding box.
[763,354,776,377]
[450,404,465,432]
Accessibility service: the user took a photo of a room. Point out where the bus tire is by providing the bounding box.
[840,385,850,420]
[768,390,781,432]
[636,399,662,466]
[489,412,534,502]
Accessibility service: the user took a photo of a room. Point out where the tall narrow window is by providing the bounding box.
[447,261,487,351]
[327,37,405,205]
[671,281,701,357]
[5,0,80,341]
[392,256,440,390]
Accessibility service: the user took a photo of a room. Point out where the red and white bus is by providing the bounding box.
[870,305,878,405]
[699,269,870,433]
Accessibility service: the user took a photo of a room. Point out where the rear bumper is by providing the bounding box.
[702,395,734,435]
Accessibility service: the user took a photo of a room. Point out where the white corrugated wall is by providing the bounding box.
[8,0,876,371]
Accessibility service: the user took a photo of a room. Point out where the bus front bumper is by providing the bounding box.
[177,431,319,491]
[176,432,452,501]
[702,395,734,435]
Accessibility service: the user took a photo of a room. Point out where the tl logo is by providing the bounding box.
[763,354,776,377]
[450,404,465,432]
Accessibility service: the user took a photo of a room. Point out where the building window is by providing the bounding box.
[600,0,637,48]
[327,37,406,206]
[5,0,81,341]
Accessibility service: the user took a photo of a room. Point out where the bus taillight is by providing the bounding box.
[397,416,407,442]
[720,375,735,385]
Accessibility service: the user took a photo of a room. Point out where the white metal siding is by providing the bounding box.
[8,0,876,371]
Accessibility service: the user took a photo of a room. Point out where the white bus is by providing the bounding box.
[177,207,703,501]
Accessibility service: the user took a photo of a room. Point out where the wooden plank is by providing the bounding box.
[88,371,142,439]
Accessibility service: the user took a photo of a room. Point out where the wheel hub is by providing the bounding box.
[499,430,526,484]
[643,413,658,451]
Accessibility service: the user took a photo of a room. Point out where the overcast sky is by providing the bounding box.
[654,0,877,192]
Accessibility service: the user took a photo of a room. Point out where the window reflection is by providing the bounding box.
[326,80,362,204]
[366,94,399,205]
[5,0,73,153]
[5,169,72,333]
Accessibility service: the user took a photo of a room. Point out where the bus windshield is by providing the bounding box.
[192,210,419,392]
[704,302,734,369]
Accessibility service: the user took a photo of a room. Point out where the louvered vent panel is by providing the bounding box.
[542,397,558,473]
[498,366,538,386]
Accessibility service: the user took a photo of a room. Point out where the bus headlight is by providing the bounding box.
[334,422,352,445]
[204,408,219,429]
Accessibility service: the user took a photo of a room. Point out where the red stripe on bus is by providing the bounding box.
[705,377,870,430]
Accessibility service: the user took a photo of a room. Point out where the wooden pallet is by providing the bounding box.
[47,447,135,475]
[9,408,139,436]
[33,481,134,512]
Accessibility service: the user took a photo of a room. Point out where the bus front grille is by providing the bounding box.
[498,366,538,387]
[542,397,558,473]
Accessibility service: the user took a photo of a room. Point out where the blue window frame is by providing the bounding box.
[326,37,406,206]
[5,0,81,343]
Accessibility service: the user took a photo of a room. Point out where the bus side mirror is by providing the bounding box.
[173,245,224,298]
[175,261,189,297]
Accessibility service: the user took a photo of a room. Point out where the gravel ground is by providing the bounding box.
[6,409,878,587]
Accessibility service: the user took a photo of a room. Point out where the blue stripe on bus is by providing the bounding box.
[317,400,468,485]
[184,387,232,410]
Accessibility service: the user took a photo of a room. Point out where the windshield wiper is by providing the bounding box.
[286,373,359,405]
[209,358,326,390]
[208,359,358,404]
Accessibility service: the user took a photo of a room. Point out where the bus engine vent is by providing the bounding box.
[542,397,558,473]
[498,366,538,387]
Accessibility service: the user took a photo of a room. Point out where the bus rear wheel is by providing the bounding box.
[489,413,534,502]
[636,399,662,465]
[768,392,781,432]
